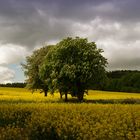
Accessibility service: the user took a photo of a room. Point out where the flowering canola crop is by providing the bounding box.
[0,87,140,140]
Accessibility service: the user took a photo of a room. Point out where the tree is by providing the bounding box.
[119,72,140,92]
[40,37,107,101]
[22,45,53,96]
[105,70,140,93]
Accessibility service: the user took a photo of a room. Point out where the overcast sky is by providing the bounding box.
[0,0,140,83]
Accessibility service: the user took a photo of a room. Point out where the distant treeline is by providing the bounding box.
[103,70,140,93]
[0,82,26,88]
[0,70,140,93]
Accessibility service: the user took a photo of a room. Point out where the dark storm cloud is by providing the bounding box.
[34,0,140,22]
[0,0,140,72]
[0,0,75,47]
[0,0,140,47]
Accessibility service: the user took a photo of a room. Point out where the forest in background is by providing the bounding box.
[1,70,140,93]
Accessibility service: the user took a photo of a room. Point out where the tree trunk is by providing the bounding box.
[65,93,68,102]
[44,90,48,97]
[77,92,84,102]
[60,92,63,99]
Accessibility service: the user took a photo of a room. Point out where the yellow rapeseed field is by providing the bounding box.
[0,87,140,140]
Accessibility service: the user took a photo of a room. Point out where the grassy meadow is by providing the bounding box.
[0,87,140,139]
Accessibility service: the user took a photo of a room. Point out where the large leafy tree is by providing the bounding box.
[22,45,53,96]
[40,37,107,101]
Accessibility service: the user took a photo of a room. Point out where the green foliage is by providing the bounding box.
[22,45,53,96]
[105,71,140,93]
[120,73,140,92]
[40,37,107,101]
[23,37,107,100]
[0,82,26,88]
[107,70,133,79]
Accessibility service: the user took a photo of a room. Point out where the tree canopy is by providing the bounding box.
[22,45,53,96]
[23,37,107,101]
[40,37,107,101]
[105,71,140,93]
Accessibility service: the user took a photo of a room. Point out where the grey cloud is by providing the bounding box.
[0,0,78,48]
[0,44,27,65]
[0,0,140,48]
[0,66,15,83]
[0,12,73,48]
[0,0,140,71]
[101,39,140,70]
[109,58,140,70]
[36,0,140,22]
[0,0,140,23]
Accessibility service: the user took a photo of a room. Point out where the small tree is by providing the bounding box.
[40,37,107,101]
[22,45,53,96]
